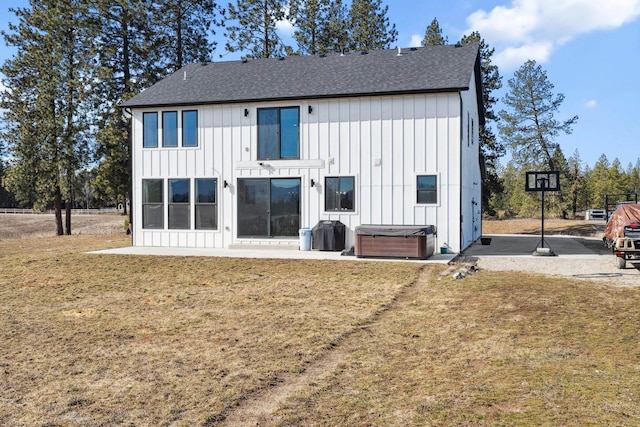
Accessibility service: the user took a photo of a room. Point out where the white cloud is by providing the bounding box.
[584,99,597,108]
[494,41,554,68]
[409,34,422,47]
[465,0,640,69]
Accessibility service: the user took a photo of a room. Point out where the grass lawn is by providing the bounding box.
[1,233,639,426]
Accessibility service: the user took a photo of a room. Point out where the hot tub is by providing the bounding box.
[354,225,436,259]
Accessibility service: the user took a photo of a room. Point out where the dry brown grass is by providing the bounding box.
[0,213,124,239]
[483,218,604,237]
[0,234,422,426]
[2,221,639,426]
[274,269,640,426]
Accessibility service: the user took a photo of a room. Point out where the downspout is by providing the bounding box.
[459,92,464,252]
[124,107,133,245]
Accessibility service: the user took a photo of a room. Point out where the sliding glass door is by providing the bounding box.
[237,178,300,237]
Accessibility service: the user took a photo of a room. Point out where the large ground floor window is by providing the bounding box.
[141,178,218,230]
[142,179,163,228]
[237,178,300,237]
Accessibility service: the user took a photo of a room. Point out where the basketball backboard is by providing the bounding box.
[525,171,560,192]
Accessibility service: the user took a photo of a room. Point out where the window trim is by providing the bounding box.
[324,176,356,212]
[195,178,218,230]
[416,174,438,205]
[168,178,190,229]
[142,179,163,229]
[162,111,178,147]
[182,110,198,147]
[143,112,158,148]
[257,106,300,160]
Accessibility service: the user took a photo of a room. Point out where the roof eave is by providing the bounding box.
[120,87,470,109]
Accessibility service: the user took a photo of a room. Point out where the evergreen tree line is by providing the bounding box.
[411,19,640,220]
[0,0,399,234]
[0,1,632,234]
[494,153,640,219]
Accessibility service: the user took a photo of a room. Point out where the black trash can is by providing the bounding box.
[312,220,346,251]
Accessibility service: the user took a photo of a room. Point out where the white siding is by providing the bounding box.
[132,91,480,252]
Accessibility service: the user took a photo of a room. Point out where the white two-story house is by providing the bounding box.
[122,43,484,253]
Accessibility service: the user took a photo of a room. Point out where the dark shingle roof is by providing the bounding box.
[122,43,480,108]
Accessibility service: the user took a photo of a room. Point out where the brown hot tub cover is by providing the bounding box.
[355,225,436,237]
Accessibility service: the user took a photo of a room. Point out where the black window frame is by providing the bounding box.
[143,112,158,148]
[324,176,355,212]
[168,178,190,229]
[142,179,163,228]
[257,106,300,160]
[162,111,178,147]
[195,178,217,230]
[182,110,198,147]
[417,175,438,204]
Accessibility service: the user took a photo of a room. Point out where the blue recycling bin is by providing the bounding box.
[299,228,312,251]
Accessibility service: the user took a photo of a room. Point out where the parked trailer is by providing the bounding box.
[603,204,640,269]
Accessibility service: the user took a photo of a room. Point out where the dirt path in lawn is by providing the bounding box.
[216,266,433,426]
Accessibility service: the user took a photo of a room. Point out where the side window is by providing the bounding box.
[195,179,217,229]
[142,179,163,228]
[168,179,190,229]
[143,112,158,148]
[325,177,355,211]
[183,110,198,147]
[163,111,178,147]
[258,107,299,160]
[471,118,475,145]
[417,175,437,204]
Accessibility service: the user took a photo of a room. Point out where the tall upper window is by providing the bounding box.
[195,179,217,229]
[258,107,299,160]
[325,177,355,211]
[183,110,198,147]
[417,175,437,204]
[143,112,158,148]
[168,179,190,229]
[142,179,163,228]
[163,111,178,147]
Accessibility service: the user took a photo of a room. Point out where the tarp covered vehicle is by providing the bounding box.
[603,204,640,269]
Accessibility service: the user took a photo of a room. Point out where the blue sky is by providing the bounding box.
[2,0,639,169]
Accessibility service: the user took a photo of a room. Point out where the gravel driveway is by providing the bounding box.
[460,234,640,287]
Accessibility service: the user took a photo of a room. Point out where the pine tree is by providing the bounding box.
[153,0,224,72]
[588,154,610,209]
[567,149,584,217]
[499,60,578,171]
[1,0,94,234]
[317,0,349,54]
[421,18,448,46]
[289,0,347,55]
[225,0,287,58]
[92,0,157,222]
[0,160,16,207]
[348,0,397,51]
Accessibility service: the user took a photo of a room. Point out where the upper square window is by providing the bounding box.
[143,112,158,148]
[258,107,299,160]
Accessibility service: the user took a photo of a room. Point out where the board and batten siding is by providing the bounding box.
[458,74,483,250]
[132,91,476,251]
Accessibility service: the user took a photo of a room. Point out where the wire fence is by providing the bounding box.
[0,208,124,215]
